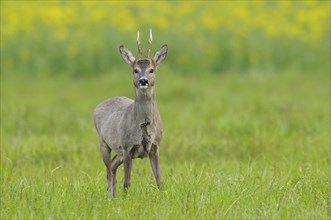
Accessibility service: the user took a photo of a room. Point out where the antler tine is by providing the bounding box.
[137,31,143,58]
[146,29,153,58]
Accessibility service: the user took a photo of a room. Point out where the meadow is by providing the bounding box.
[1,1,330,219]
[1,72,330,218]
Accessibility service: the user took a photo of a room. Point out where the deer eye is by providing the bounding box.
[149,69,154,74]
[133,69,139,74]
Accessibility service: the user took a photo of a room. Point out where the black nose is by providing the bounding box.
[139,78,149,85]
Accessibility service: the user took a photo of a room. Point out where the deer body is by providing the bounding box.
[94,95,162,160]
[94,30,167,197]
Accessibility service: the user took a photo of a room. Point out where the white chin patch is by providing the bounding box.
[139,85,148,89]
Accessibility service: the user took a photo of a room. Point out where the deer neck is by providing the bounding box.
[134,87,157,126]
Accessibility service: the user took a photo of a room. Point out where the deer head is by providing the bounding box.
[119,29,168,98]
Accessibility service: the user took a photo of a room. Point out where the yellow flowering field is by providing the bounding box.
[1,1,329,76]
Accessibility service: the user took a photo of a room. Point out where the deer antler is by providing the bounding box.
[137,31,143,58]
[146,29,153,58]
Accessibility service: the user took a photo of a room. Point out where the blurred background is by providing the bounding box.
[1,0,330,175]
[1,1,329,77]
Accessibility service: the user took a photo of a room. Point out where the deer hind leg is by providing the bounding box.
[149,144,162,188]
[110,154,123,197]
[99,139,114,196]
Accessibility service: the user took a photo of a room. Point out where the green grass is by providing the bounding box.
[1,71,330,219]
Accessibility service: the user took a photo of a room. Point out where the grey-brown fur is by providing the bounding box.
[94,41,167,197]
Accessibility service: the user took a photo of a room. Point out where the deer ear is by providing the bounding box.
[153,44,168,66]
[119,45,135,65]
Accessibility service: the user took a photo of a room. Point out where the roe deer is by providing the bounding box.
[93,30,167,197]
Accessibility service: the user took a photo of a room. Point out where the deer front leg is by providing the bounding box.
[149,144,162,188]
[123,151,132,191]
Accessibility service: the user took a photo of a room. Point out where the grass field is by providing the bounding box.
[1,72,329,219]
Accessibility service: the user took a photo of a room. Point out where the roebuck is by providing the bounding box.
[94,30,167,197]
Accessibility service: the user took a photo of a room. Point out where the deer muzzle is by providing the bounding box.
[139,77,149,89]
